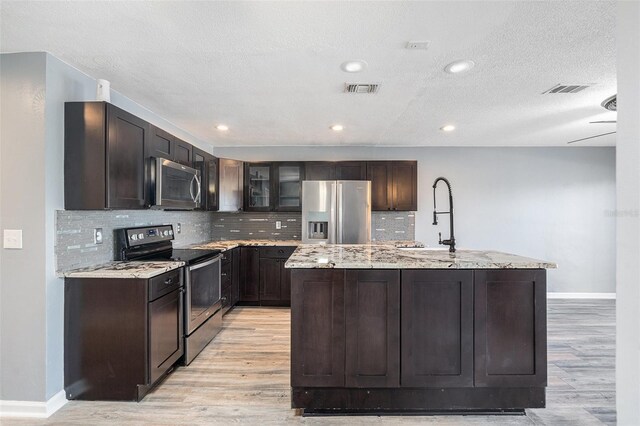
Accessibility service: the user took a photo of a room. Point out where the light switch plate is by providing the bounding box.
[3,229,23,249]
[275,221,282,230]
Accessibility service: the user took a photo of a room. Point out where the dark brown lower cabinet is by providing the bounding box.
[401,270,473,387]
[239,247,260,302]
[345,270,400,388]
[291,269,345,387]
[290,268,548,413]
[64,269,184,401]
[474,269,547,387]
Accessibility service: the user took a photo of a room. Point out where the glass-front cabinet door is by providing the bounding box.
[245,163,273,211]
[274,162,305,211]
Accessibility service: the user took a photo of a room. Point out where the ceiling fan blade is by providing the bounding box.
[567,131,617,144]
[589,120,617,124]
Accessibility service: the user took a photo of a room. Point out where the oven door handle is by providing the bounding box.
[189,255,221,271]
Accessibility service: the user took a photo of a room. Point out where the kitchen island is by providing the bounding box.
[285,244,556,414]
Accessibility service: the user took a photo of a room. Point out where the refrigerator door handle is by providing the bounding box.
[337,182,343,243]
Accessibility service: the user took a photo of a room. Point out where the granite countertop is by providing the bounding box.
[63,261,185,279]
[284,244,557,270]
[186,239,303,251]
[186,239,424,251]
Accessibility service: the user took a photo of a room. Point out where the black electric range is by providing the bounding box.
[113,224,220,265]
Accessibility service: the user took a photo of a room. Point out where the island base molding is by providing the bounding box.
[292,387,545,413]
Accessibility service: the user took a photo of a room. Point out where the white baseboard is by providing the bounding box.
[0,389,67,418]
[547,292,616,299]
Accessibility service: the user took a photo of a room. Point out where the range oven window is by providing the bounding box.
[187,257,221,333]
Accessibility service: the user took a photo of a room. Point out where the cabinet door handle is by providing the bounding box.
[221,272,227,277]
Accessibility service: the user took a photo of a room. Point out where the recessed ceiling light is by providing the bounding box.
[216,124,229,131]
[330,124,344,132]
[340,60,367,73]
[440,124,456,132]
[444,60,475,74]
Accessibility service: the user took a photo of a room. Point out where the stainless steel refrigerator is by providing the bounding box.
[302,180,371,244]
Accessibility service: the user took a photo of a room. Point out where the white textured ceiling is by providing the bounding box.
[1,1,616,147]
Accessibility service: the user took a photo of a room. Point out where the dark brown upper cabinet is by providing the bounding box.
[173,138,192,166]
[305,161,366,181]
[65,102,149,210]
[244,162,273,212]
[336,161,367,180]
[366,161,417,211]
[149,126,192,167]
[192,147,219,211]
[149,126,175,160]
[274,162,305,211]
[244,162,304,212]
[305,162,336,180]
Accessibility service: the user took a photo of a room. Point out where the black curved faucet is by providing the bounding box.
[432,177,456,253]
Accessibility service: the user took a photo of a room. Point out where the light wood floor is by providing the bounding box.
[5,299,615,425]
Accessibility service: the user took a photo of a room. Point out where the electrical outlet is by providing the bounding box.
[3,229,23,249]
[275,221,282,230]
[94,228,103,244]
[177,223,182,234]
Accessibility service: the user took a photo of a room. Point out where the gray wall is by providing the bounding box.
[1,53,48,401]
[0,52,215,403]
[616,2,640,424]
[216,146,616,294]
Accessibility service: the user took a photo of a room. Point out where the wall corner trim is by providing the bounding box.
[0,390,67,419]
[547,292,616,299]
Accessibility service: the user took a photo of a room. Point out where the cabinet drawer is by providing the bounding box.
[149,269,182,301]
[260,246,296,259]
[221,250,233,265]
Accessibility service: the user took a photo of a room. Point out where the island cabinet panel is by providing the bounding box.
[291,269,345,387]
[474,269,547,387]
[345,270,400,388]
[400,270,474,387]
[239,247,260,302]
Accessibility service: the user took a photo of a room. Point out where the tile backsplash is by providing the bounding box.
[211,212,302,241]
[56,209,416,273]
[56,210,215,273]
[371,211,416,241]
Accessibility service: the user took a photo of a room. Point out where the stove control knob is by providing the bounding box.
[163,230,169,236]
[138,233,144,240]
[168,230,173,236]
[130,234,137,241]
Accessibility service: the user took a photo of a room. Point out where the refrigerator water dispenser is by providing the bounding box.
[308,221,328,240]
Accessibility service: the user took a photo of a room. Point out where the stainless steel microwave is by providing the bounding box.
[151,158,201,209]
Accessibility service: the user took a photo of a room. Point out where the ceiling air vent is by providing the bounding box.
[344,83,380,94]
[542,83,593,94]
